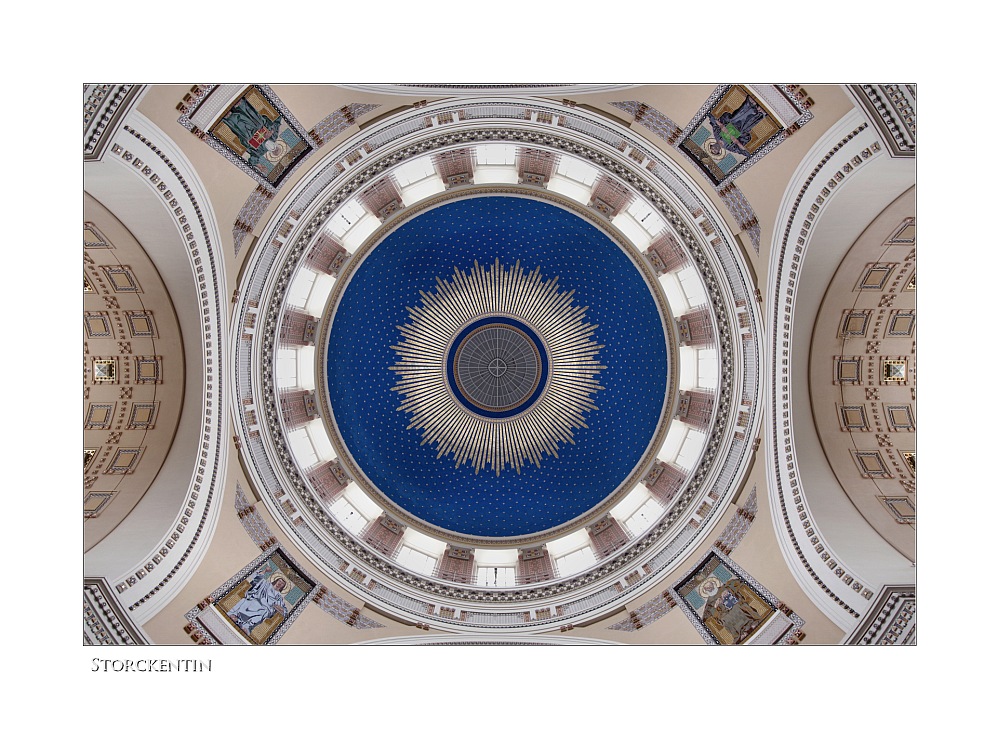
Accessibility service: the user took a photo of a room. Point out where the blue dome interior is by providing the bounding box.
[326,195,668,538]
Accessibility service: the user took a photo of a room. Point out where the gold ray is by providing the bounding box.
[391,260,604,474]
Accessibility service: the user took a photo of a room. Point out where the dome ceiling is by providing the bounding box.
[83,196,185,549]
[323,193,672,541]
[808,186,915,560]
[82,83,916,650]
[232,96,762,630]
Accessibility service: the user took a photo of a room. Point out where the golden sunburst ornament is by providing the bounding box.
[390,259,605,474]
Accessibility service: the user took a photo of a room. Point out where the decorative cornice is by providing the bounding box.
[84,578,147,645]
[846,584,915,645]
[99,119,228,621]
[84,84,143,162]
[355,633,623,645]
[767,116,885,624]
[849,84,916,158]
[335,84,640,96]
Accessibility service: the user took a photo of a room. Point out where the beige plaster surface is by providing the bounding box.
[84,194,186,552]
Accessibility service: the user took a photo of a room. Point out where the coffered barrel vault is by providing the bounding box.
[83,83,915,646]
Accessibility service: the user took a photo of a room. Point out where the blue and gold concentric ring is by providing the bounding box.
[446,316,549,418]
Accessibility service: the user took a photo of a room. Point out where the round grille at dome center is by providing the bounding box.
[452,320,544,413]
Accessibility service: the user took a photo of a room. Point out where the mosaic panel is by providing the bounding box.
[672,549,798,645]
[678,85,785,186]
[214,549,317,645]
[611,99,762,252]
[203,85,315,192]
